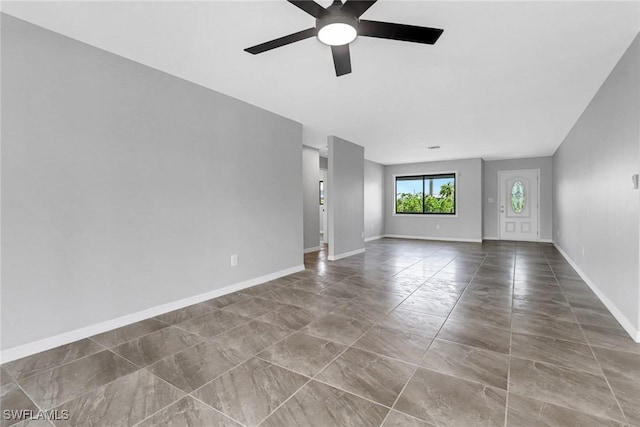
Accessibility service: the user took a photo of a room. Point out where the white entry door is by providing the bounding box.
[498,169,539,241]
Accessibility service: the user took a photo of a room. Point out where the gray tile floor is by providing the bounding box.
[2,238,640,426]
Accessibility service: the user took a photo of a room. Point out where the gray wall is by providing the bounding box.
[328,136,364,259]
[1,15,304,350]
[302,146,320,251]
[384,158,483,241]
[364,160,385,239]
[553,33,640,335]
[483,157,553,240]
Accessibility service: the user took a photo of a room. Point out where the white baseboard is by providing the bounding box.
[328,247,365,261]
[483,236,553,243]
[0,264,305,363]
[553,243,639,343]
[364,235,384,242]
[384,234,482,243]
[303,246,321,254]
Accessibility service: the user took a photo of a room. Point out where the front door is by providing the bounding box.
[498,169,539,241]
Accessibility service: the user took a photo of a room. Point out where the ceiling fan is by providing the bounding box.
[245,0,444,77]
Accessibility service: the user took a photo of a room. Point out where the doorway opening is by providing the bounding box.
[319,168,327,244]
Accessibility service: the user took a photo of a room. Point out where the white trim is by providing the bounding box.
[554,243,639,343]
[392,171,459,218]
[328,247,365,261]
[384,234,482,243]
[392,213,459,218]
[0,264,305,363]
[303,246,321,254]
[364,235,384,242]
[485,236,552,243]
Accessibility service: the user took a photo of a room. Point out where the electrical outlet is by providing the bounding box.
[436,224,440,230]
[230,254,238,267]
[488,198,494,204]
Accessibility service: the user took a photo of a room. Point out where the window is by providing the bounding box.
[319,180,324,205]
[511,180,525,213]
[395,173,456,215]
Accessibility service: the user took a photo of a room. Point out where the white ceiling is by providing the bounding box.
[3,1,639,164]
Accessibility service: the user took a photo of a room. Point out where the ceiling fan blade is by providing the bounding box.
[287,0,326,18]
[331,44,352,76]
[245,28,317,54]
[359,20,443,44]
[341,0,377,18]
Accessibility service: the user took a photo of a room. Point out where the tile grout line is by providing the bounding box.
[587,342,640,357]
[183,326,303,397]
[503,243,519,427]
[190,394,250,427]
[16,347,151,421]
[250,376,305,426]
[310,376,397,409]
[250,297,383,426]
[129,369,204,427]
[166,305,259,339]
[165,262,377,413]
[131,311,298,392]
[132,305,311,426]
[379,248,487,426]
[276,255,433,423]
[501,245,633,425]
[165,290,315,346]
[503,354,608,377]
[108,333,209,369]
[11,379,48,426]
[9,341,133,419]
[182,352,253,397]
[543,249,630,426]
[4,340,108,384]
[253,332,484,403]
[92,318,188,348]
[304,249,450,336]
[171,300,338,424]
[131,366,249,427]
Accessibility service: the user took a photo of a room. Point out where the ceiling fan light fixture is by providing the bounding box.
[318,23,357,46]
[316,14,358,46]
